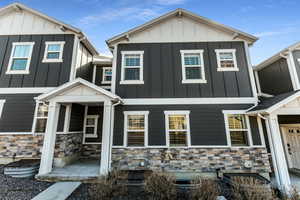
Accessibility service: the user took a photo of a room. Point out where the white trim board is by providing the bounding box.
[0,100,6,118]
[0,87,55,94]
[123,98,257,105]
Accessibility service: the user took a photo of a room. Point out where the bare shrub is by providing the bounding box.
[89,170,128,200]
[144,171,177,200]
[231,176,274,200]
[190,177,221,200]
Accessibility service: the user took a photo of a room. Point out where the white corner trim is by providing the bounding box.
[111,45,118,93]
[254,70,262,94]
[42,41,65,63]
[6,42,35,75]
[70,36,80,81]
[164,110,191,147]
[0,100,6,118]
[244,42,258,98]
[101,67,112,84]
[215,49,239,72]
[288,51,300,90]
[123,98,257,105]
[180,49,206,84]
[123,111,149,147]
[92,64,97,84]
[120,51,144,84]
[0,87,55,94]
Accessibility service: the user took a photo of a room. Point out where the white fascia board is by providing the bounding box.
[0,87,55,94]
[123,98,257,105]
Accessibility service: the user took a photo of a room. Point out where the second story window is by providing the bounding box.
[102,67,112,84]
[180,50,206,84]
[6,42,35,74]
[215,49,238,71]
[43,41,65,63]
[120,51,144,84]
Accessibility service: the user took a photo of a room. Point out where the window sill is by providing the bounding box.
[101,81,112,84]
[182,79,207,84]
[6,70,30,75]
[217,68,239,72]
[42,59,63,63]
[120,80,144,85]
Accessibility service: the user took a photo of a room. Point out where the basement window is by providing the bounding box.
[215,49,238,71]
[42,41,65,63]
[124,111,149,147]
[165,111,191,147]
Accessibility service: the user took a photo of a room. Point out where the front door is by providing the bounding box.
[282,127,300,169]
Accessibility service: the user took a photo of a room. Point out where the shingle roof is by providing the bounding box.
[248,90,299,112]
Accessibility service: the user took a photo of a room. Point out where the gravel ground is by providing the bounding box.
[0,164,53,200]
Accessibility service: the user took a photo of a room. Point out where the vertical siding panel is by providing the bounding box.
[0,36,9,76]
[59,35,74,84]
[173,43,186,97]
[161,43,174,97]
[22,35,42,87]
[34,35,52,87]
[199,42,213,97]
[208,42,225,97]
[150,44,161,97]
[221,42,239,97]
[0,35,19,87]
[113,106,124,146]
[233,42,252,97]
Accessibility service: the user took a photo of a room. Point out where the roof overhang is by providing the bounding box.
[92,55,113,65]
[0,3,98,55]
[247,91,300,115]
[36,78,121,102]
[106,8,258,48]
[254,41,300,71]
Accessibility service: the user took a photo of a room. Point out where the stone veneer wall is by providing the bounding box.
[111,148,271,174]
[81,144,101,158]
[0,134,44,159]
[54,133,83,158]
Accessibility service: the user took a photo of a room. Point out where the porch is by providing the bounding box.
[35,78,121,179]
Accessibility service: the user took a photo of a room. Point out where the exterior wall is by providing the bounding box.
[75,42,93,69]
[76,62,93,82]
[115,42,253,98]
[111,147,271,173]
[94,65,112,88]
[249,116,262,146]
[0,34,75,88]
[69,103,85,132]
[113,104,253,146]
[257,58,293,95]
[278,115,300,124]
[292,50,300,85]
[84,106,103,143]
[82,144,101,158]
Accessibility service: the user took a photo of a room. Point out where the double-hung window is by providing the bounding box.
[84,115,99,138]
[120,51,144,84]
[215,49,238,71]
[43,41,65,63]
[124,111,149,147]
[225,113,250,146]
[34,102,49,133]
[6,42,35,74]
[102,67,112,84]
[180,50,206,84]
[165,111,191,147]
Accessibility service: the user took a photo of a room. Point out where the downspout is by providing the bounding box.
[107,100,122,171]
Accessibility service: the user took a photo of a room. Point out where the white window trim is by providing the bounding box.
[164,110,191,147]
[0,100,6,118]
[101,67,112,84]
[120,51,144,85]
[42,41,65,63]
[83,114,99,138]
[223,110,253,147]
[215,49,239,72]
[6,42,35,74]
[32,101,50,135]
[180,49,207,84]
[123,111,149,147]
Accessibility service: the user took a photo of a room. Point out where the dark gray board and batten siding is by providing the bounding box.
[0,34,74,88]
[258,58,293,95]
[115,42,253,98]
[0,94,65,132]
[113,104,262,146]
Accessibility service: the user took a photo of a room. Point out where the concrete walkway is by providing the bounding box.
[31,182,81,200]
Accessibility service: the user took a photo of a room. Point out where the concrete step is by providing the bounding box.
[31,182,81,200]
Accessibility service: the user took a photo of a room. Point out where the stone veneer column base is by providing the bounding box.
[111,147,271,175]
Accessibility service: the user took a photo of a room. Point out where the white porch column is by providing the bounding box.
[100,100,112,175]
[39,101,60,175]
[267,114,291,192]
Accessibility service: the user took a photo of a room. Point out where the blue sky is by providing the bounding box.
[1,0,300,64]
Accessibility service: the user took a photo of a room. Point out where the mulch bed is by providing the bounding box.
[0,164,53,200]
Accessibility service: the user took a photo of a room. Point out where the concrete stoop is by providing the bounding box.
[31,182,81,200]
